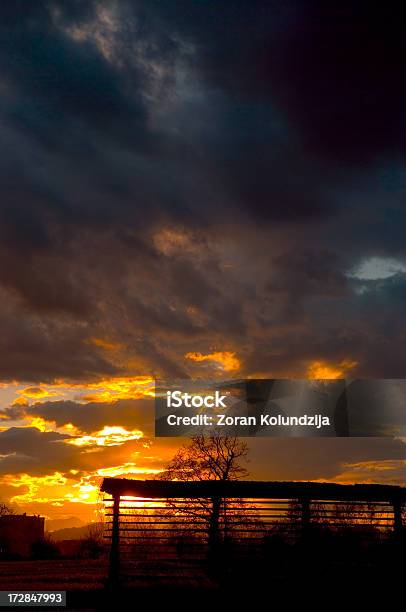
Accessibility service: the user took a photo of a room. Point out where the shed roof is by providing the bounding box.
[101,478,406,502]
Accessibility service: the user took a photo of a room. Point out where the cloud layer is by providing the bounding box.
[0,1,405,381]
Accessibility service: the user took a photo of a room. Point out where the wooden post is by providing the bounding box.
[208,496,221,577]
[301,497,311,540]
[392,498,403,540]
[108,494,120,587]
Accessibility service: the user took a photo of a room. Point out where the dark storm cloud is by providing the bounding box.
[3,398,155,436]
[249,437,406,482]
[243,268,406,378]
[0,288,119,382]
[0,0,354,242]
[149,0,406,160]
[266,248,349,323]
[0,1,405,382]
[0,427,74,476]
[0,425,153,476]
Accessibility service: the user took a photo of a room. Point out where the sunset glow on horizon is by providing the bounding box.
[1,365,406,525]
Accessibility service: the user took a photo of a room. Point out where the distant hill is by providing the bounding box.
[49,523,103,541]
[46,516,85,532]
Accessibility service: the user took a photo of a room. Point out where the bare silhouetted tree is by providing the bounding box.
[158,435,250,574]
[159,435,249,483]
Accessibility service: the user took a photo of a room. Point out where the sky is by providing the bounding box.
[0,1,406,525]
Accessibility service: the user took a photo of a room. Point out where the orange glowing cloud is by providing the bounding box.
[25,416,56,432]
[185,351,241,372]
[1,472,101,510]
[67,475,101,504]
[17,386,58,399]
[0,462,163,518]
[5,376,155,407]
[307,359,358,379]
[1,472,70,505]
[153,227,195,256]
[328,460,406,485]
[96,463,162,477]
[73,376,155,402]
[88,337,124,352]
[11,396,29,407]
[66,425,143,448]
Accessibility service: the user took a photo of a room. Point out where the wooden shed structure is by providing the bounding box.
[101,478,406,586]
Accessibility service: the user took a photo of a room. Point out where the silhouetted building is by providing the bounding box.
[0,513,45,557]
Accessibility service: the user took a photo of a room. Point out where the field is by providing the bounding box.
[0,552,404,608]
[0,559,108,591]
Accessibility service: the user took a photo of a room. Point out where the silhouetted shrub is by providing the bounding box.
[77,536,105,559]
[31,536,60,559]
